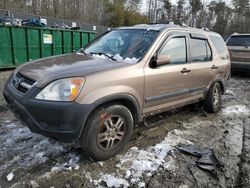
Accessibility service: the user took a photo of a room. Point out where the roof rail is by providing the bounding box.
[145,21,172,25]
[180,23,187,27]
[201,27,210,32]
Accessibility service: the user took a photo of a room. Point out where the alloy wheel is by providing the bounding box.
[97,115,125,150]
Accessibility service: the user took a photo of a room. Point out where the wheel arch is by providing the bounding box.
[78,94,143,139]
[217,80,225,94]
[207,78,226,96]
[94,94,143,123]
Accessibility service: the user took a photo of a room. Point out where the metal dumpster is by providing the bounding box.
[0,25,96,69]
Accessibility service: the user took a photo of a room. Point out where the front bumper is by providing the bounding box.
[3,77,91,143]
[231,61,250,72]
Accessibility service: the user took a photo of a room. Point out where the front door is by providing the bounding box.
[144,32,201,114]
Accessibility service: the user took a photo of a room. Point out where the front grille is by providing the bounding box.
[11,73,36,94]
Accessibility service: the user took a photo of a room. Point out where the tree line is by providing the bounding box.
[0,0,148,27]
[0,0,249,37]
[147,0,250,37]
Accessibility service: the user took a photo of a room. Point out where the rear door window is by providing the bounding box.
[190,38,212,62]
[210,36,228,60]
[227,35,250,47]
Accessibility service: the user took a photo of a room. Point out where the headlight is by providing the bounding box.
[35,77,85,101]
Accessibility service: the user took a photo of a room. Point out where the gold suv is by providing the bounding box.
[3,24,231,160]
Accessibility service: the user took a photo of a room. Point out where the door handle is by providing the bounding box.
[181,68,191,73]
[211,65,218,70]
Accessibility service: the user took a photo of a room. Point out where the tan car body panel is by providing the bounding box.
[76,63,144,110]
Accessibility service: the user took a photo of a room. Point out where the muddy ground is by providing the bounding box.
[0,70,249,188]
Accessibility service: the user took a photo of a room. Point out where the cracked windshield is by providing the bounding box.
[84,29,159,63]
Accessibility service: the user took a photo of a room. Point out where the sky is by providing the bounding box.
[141,0,232,14]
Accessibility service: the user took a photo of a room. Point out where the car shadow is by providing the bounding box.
[231,71,250,79]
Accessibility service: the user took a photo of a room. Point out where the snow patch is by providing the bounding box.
[102,174,129,188]
[97,129,192,187]
[35,152,47,163]
[225,89,235,96]
[113,54,138,64]
[7,172,14,181]
[222,105,250,115]
[92,54,108,60]
[91,53,139,64]
[138,181,146,188]
[74,165,80,170]
[38,153,81,181]
[0,121,78,178]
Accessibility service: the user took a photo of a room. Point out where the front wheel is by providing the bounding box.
[80,104,134,161]
[204,82,222,113]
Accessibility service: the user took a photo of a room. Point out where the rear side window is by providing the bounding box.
[210,36,228,59]
[190,38,212,62]
[227,35,250,46]
[159,37,187,64]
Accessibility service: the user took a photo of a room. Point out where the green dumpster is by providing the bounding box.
[0,25,96,69]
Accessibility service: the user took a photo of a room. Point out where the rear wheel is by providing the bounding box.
[80,104,133,161]
[204,82,222,113]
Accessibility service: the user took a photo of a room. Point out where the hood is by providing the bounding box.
[16,53,130,87]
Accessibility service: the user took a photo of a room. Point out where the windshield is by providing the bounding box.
[84,29,159,63]
[227,35,250,47]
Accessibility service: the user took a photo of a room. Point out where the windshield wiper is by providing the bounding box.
[90,52,117,61]
[78,49,86,55]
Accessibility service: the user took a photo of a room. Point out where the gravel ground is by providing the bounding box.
[0,70,249,188]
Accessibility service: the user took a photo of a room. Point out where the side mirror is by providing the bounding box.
[156,55,171,67]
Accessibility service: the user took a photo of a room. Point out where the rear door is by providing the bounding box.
[209,35,231,79]
[187,33,217,90]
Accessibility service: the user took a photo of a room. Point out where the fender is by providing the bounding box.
[91,93,143,123]
[77,93,144,138]
[206,77,227,97]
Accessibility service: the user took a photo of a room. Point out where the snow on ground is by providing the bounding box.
[1,124,64,167]
[225,89,236,96]
[39,155,81,181]
[6,172,14,181]
[222,105,250,115]
[94,129,192,188]
[101,174,130,188]
[0,121,80,181]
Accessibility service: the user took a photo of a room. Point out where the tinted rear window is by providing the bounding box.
[210,36,228,59]
[227,35,250,46]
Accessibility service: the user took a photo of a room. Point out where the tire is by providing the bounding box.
[204,82,222,113]
[80,104,134,161]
